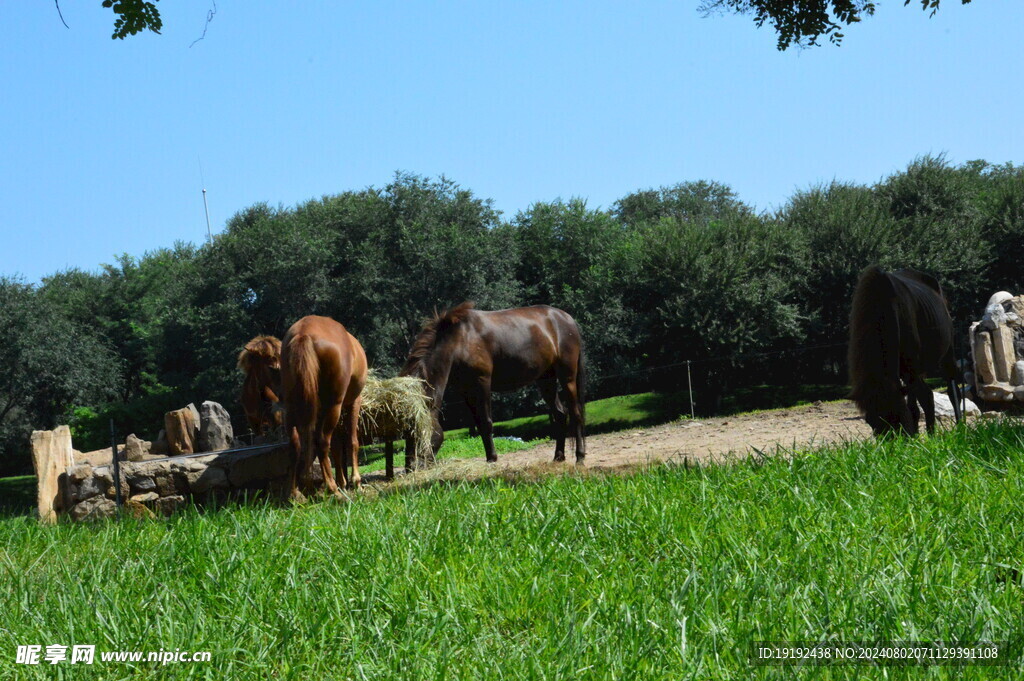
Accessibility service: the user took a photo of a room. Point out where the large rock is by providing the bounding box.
[197,401,233,452]
[932,392,980,418]
[990,326,1015,383]
[30,426,75,524]
[70,496,117,521]
[186,465,229,494]
[979,383,1015,402]
[164,407,199,455]
[125,434,149,462]
[973,330,997,386]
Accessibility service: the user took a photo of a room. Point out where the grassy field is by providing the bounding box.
[1,419,1023,679]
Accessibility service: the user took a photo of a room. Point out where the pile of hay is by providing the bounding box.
[358,371,434,466]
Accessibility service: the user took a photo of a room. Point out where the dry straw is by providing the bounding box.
[358,371,434,466]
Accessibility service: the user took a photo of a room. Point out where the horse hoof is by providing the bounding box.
[349,477,362,490]
[575,456,586,466]
[289,490,308,504]
[553,454,566,462]
[486,456,498,464]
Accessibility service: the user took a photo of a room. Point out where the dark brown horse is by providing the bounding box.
[401,303,586,463]
[237,335,284,437]
[848,266,962,436]
[281,316,368,498]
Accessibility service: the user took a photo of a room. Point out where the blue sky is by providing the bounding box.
[1,1,1021,283]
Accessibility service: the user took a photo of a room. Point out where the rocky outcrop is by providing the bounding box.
[197,401,233,452]
[164,405,200,455]
[969,292,1024,404]
[30,426,75,524]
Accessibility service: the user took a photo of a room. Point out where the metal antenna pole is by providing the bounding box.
[200,158,212,244]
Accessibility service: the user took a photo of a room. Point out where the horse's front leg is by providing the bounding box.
[466,382,496,463]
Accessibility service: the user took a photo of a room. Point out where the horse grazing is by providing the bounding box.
[281,316,368,498]
[401,303,586,463]
[848,266,962,436]
[237,335,284,437]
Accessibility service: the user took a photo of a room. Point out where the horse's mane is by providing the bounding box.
[848,266,896,412]
[400,302,475,378]
[237,335,282,372]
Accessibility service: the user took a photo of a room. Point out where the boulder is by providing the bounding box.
[979,383,1015,402]
[932,392,980,418]
[987,291,1013,308]
[973,331,997,386]
[125,433,149,462]
[30,426,76,523]
[154,495,187,515]
[124,499,155,520]
[186,465,229,494]
[164,408,198,455]
[70,496,117,521]
[197,401,233,452]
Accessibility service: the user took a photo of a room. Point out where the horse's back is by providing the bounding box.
[282,315,367,403]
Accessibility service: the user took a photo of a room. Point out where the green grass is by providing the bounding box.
[1,421,1023,678]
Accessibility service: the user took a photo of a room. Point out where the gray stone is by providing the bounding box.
[198,401,234,452]
[154,495,187,515]
[932,391,980,418]
[981,303,1009,331]
[127,474,156,494]
[980,383,1015,402]
[186,465,229,494]
[130,492,160,503]
[1013,361,1024,387]
[228,446,290,487]
[70,496,117,521]
[1016,386,1024,401]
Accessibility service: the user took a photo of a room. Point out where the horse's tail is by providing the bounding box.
[848,266,898,411]
[576,343,587,429]
[286,333,320,423]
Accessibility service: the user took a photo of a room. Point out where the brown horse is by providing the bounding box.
[401,303,586,463]
[237,335,284,437]
[848,266,962,436]
[281,316,368,498]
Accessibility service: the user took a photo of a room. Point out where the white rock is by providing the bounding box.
[932,391,980,417]
[987,291,1013,308]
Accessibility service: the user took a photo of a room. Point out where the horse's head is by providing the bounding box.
[863,385,917,437]
[238,335,284,436]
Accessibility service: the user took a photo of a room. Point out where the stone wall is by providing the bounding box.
[61,444,300,521]
[969,292,1024,404]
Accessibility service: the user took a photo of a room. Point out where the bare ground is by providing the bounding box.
[389,400,879,488]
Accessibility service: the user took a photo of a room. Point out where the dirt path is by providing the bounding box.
[390,400,877,487]
[494,400,873,471]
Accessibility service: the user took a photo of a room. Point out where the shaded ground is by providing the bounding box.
[394,400,878,487]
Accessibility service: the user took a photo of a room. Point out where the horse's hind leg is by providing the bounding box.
[910,379,936,434]
[319,403,344,496]
[538,379,567,462]
[564,378,586,464]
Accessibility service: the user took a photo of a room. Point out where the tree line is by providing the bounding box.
[1,156,1021,475]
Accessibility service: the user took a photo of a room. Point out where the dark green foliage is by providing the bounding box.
[702,0,972,50]
[0,278,122,475]
[102,0,162,39]
[3,161,1023,472]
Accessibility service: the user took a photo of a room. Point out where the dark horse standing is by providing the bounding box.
[401,303,587,463]
[848,266,962,436]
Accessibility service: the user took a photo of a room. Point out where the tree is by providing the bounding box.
[700,0,972,49]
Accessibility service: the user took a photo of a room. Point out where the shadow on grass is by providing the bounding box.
[0,476,36,519]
